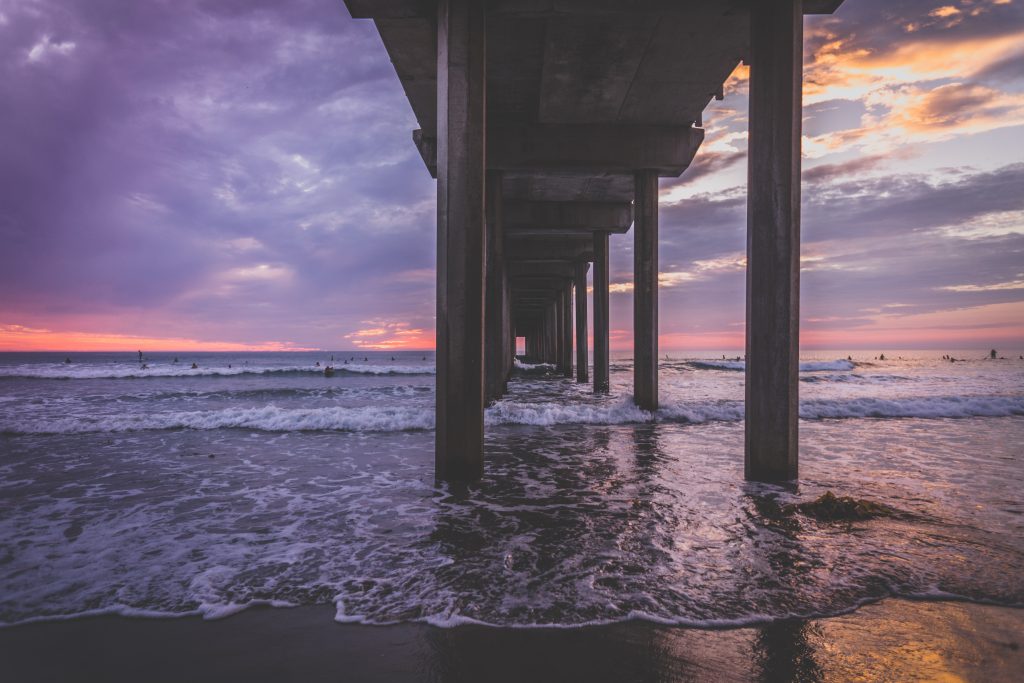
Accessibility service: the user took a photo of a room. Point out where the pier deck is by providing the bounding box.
[343,0,846,481]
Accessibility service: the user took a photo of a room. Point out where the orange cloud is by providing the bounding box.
[0,324,315,352]
[343,319,433,350]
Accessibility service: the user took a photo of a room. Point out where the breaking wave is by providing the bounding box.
[688,359,857,372]
[4,395,1021,435]
[1,405,435,434]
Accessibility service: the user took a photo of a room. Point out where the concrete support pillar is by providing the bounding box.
[561,284,573,377]
[547,303,557,365]
[552,299,562,370]
[435,0,486,482]
[745,0,803,482]
[575,262,589,383]
[593,231,610,393]
[504,281,513,380]
[634,170,659,411]
[484,170,505,405]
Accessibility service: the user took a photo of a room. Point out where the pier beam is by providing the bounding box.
[633,170,659,411]
[485,170,506,404]
[575,262,589,383]
[435,0,486,482]
[561,285,573,377]
[745,0,803,482]
[593,231,610,393]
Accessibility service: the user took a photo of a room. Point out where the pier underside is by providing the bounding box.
[343,0,844,482]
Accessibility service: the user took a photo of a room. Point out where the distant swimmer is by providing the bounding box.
[879,353,886,361]
[173,357,179,363]
[191,362,198,369]
[391,356,395,361]
[315,361,320,367]
[364,357,368,361]
[847,355,852,361]
[344,360,349,364]
[64,357,71,364]
[228,364,231,369]
[141,363,148,369]
[324,366,335,378]
[331,355,335,361]
[422,356,426,361]
[990,349,997,359]
[138,350,143,362]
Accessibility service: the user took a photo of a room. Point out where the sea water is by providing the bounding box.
[1,350,1021,627]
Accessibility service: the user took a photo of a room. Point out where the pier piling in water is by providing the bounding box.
[344,0,840,481]
[745,0,804,482]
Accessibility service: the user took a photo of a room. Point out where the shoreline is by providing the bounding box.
[1,598,1021,682]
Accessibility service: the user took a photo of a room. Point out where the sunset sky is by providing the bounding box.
[1,0,1022,352]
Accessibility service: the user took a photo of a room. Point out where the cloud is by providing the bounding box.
[1,0,1022,351]
[0,324,314,352]
[26,34,76,62]
[343,320,432,350]
[802,154,889,183]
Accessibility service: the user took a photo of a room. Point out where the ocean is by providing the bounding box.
[1,350,1022,628]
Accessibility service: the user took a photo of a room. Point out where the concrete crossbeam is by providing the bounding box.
[414,124,704,177]
[504,200,633,234]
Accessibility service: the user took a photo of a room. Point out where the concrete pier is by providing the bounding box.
[345,0,842,481]
[485,170,506,405]
[745,0,804,481]
[434,0,486,482]
[575,262,589,383]
[561,285,573,377]
[593,231,610,393]
[633,170,659,411]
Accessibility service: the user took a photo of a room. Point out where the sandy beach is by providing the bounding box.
[1,598,1021,682]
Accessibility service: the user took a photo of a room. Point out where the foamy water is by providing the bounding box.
[1,350,1022,627]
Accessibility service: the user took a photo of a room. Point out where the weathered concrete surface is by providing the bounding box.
[561,285,573,376]
[503,201,633,234]
[434,0,486,482]
[415,125,704,177]
[592,230,610,393]
[575,262,589,383]
[745,0,803,482]
[485,171,507,405]
[633,170,659,411]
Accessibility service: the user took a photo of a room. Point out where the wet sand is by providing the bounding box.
[1,599,1020,682]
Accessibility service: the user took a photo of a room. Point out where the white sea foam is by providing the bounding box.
[688,358,856,373]
[3,395,1021,435]
[1,404,435,434]
[514,359,556,371]
[798,395,1024,419]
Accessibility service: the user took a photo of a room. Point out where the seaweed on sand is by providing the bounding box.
[783,490,895,521]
